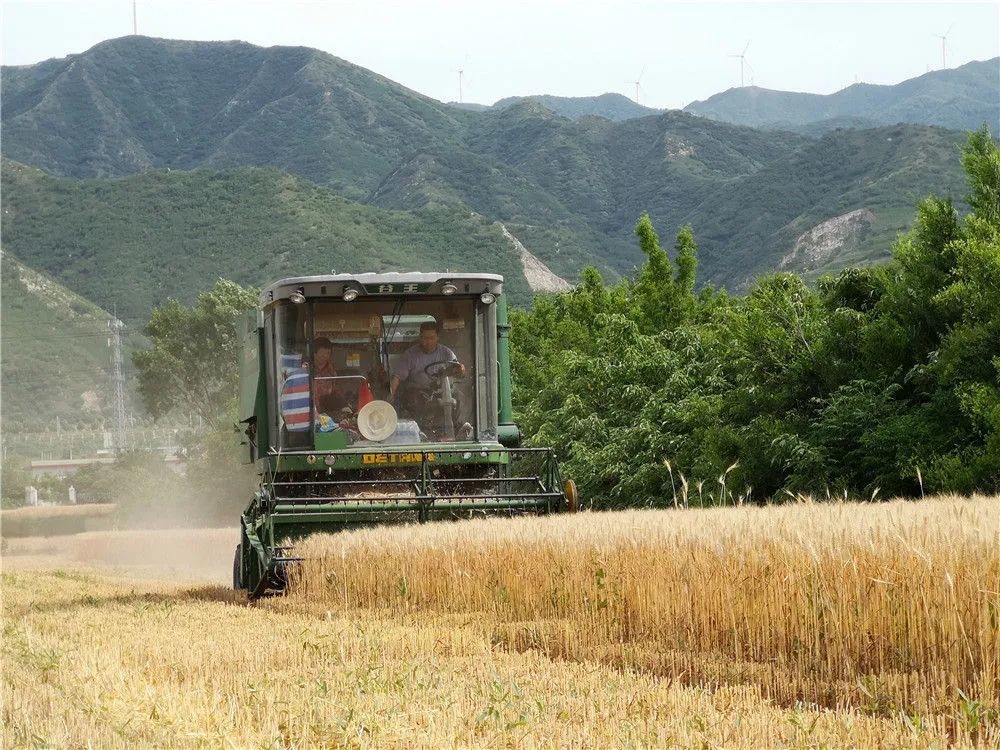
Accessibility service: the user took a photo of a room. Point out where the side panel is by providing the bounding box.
[496,294,520,447]
[253,327,269,459]
[239,310,262,422]
[239,310,268,463]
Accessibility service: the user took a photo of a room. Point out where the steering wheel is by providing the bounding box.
[424,360,464,378]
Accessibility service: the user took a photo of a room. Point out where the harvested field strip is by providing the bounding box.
[1,502,116,537]
[290,495,1000,739]
[0,570,980,748]
[2,527,234,580]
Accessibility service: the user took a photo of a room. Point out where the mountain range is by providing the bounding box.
[684,58,999,134]
[450,59,998,134]
[3,39,985,299]
[0,36,993,429]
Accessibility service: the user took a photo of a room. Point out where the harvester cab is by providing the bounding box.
[234,273,578,597]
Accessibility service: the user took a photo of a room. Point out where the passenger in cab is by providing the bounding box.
[309,337,347,414]
[280,337,347,435]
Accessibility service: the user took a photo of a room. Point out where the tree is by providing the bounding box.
[633,215,699,331]
[923,127,1000,491]
[674,225,698,296]
[1,457,32,507]
[961,125,1000,227]
[510,133,999,503]
[133,280,257,427]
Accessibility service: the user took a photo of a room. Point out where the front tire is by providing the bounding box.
[232,543,243,591]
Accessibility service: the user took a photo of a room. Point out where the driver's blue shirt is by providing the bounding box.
[393,343,458,390]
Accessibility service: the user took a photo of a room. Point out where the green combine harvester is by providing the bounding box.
[234,273,578,597]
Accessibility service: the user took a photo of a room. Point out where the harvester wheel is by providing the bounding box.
[232,544,243,591]
[564,479,579,513]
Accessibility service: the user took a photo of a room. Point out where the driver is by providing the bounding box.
[390,320,465,398]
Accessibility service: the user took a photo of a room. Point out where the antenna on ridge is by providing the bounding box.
[729,40,752,88]
[132,0,137,35]
[932,24,953,69]
[624,66,645,104]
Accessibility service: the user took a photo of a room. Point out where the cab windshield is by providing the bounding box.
[270,297,495,450]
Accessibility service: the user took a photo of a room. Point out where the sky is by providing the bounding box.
[2,1,998,110]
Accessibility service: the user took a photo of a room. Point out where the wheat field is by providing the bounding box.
[2,495,998,748]
[290,494,1000,743]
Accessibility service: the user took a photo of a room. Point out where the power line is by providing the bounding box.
[0,331,142,342]
[0,370,135,384]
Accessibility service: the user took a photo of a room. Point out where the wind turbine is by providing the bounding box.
[625,66,646,104]
[730,40,752,88]
[455,54,471,104]
[933,24,953,69]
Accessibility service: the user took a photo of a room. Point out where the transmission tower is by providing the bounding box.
[108,316,129,453]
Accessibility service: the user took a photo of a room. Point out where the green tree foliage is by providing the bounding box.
[512,128,1000,506]
[125,282,258,523]
[634,216,698,331]
[961,126,1000,226]
[133,280,257,428]
[1,457,32,507]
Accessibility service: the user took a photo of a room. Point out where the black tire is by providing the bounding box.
[232,543,243,591]
[268,561,288,594]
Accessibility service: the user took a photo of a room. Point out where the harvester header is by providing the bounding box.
[234,272,577,597]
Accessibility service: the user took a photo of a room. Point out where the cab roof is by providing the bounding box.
[261,273,504,307]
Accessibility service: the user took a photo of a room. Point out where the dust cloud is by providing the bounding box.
[2,527,238,584]
[2,449,252,585]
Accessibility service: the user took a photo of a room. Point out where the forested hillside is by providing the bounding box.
[685,57,1000,133]
[683,124,970,286]
[0,252,130,431]
[1,37,468,193]
[0,161,535,321]
[1,35,976,292]
[490,93,661,121]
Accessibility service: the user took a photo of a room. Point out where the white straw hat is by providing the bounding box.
[357,400,398,442]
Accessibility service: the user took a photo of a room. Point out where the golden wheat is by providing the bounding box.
[290,494,1000,741]
[3,496,998,747]
[0,569,978,748]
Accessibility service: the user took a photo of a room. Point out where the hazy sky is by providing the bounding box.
[2,1,998,109]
